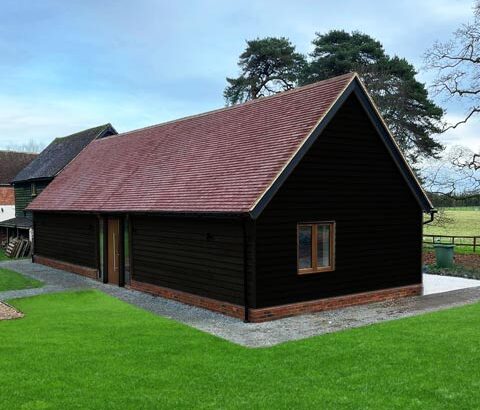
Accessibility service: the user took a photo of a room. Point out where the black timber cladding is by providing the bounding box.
[250,79,433,218]
[131,216,248,305]
[34,213,98,269]
[254,94,423,308]
[15,181,50,218]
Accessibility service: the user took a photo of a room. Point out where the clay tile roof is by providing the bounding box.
[28,73,363,213]
[0,151,38,185]
[13,124,117,183]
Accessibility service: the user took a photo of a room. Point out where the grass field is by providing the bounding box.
[1,290,480,409]
[0,268,43,291]
[424,207,480,253]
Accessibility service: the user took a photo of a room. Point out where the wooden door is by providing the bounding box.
[107,218,120,285]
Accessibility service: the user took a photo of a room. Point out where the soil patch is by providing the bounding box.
[424,251,480,279]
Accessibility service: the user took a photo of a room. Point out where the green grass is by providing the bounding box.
[424,207,480,253]
[0,268,43,291]
[2,290,480,409]
[0,248,9,261]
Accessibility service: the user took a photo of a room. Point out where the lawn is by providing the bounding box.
[424,207,480,254]
[0,268,43,291]
[1,290,480,409]
[424,207,480,237]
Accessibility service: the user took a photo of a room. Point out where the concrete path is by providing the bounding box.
[423,273,480,295]
[2,259,480,347]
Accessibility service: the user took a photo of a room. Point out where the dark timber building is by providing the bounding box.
[1,124,117,240]
[28,73,434,322]
[0,151,37,244]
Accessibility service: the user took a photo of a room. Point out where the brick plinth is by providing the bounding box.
[33,255,98,280]
[128,280,245,319]
[129,280,422,322]
[249,284,423,322]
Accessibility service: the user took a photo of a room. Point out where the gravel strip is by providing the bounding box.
[2,259,480,347]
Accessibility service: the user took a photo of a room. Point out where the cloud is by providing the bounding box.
[0,0,477,152]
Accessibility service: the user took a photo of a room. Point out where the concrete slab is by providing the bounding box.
[423,273,480,295]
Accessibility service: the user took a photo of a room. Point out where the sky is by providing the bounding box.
[0,0,478,152]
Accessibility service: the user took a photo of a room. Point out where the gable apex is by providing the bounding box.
[249,75,434,218]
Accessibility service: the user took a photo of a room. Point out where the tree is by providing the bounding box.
[422,145,479,200]
[224,37,306,105]
[424,1,480,130]
[6,139,45,153]
[300,30,445,164]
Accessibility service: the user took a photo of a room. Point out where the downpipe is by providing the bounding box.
[423,209,437,225]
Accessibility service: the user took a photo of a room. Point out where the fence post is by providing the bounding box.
[474,237,477,253]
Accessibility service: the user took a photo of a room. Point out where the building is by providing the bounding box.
[0,124,117,242]
[28,73,434,322]
[0,151,38,244]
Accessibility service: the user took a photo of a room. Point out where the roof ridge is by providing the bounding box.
[99,72,357,142]
[54,123,112,142]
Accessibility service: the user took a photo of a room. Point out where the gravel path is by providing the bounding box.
[2,259,480,347]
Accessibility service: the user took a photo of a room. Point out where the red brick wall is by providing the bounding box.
[33,255,98,279]
[130,280,422,322]
[249,284,422,322]
[129,280,245,319]
[0,187,14,205]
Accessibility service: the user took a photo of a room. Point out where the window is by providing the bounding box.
[297,222,335,274]
[31,182,37,197]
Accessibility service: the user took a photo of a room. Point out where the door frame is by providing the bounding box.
[101,215,126,287]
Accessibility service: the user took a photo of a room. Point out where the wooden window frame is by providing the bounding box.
[31,182,37,197]
[297,221,335,275]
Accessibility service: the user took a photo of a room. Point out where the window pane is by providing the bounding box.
[298,225,312,269]
[317,225,331,267]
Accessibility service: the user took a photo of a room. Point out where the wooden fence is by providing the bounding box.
[423,234,479,253]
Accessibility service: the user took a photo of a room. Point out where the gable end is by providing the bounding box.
[249,77,433,219]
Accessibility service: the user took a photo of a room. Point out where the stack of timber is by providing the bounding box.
[5,238,31,258]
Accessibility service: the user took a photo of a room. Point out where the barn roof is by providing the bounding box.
[28,73,433,216]
[13,124,117,183]
[0,151,37,186]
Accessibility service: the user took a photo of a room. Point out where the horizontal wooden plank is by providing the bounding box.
[132,216,244,305]
[34,213,98,269]
[254,94,422,308]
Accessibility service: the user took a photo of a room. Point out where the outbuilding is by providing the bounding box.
[0,151,37,244]
[28,73,434,322]
[2,124,117,242]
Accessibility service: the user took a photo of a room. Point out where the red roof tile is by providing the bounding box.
[28,73,355,213]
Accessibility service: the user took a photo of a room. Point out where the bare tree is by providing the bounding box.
[425,1,480,131]
[5,139,45,153]
[422,145,480,200]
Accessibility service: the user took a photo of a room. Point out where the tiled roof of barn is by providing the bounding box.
[0,151,37,185]
[13,124,117,183]
[27,73,432,214]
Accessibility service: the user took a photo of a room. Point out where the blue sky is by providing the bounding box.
[0,0,478,151]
